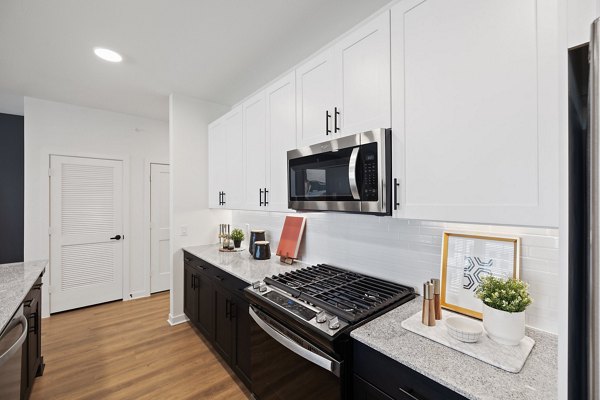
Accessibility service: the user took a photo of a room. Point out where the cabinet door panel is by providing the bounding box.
[196,273,215,339]
[391,0,558,226]
[335,11,391,137]
[244,92,267,210]
[213,286,233,362]
[296,50,335,147]
[224,106,245,209]
[208,119,227,208]
[183,264,197,321]
[232,294,252,388]
[266,72,296,212]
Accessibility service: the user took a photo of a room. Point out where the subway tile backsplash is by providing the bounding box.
[232,210,559,334]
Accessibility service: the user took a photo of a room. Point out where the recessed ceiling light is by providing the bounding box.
[94,47,122,63]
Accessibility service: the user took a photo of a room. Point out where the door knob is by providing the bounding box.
[110,235,122,240]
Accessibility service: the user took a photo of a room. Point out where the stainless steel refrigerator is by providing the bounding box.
[568,17,600,400]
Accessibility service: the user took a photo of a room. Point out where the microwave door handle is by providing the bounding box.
[249,307,341,377]
[348,147,360,200]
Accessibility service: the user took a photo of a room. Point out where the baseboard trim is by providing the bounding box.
[168,313,189,326]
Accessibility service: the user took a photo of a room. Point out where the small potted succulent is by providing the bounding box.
[230,228,245,249]
[475,276,532,346]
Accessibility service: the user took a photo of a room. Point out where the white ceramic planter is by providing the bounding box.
[482,303,525,346]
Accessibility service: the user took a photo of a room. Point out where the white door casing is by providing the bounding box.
[49,155,124,313]
[150,163,170,293]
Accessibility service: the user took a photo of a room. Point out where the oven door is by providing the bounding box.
[249,306,342,400]
[287,129,390,215]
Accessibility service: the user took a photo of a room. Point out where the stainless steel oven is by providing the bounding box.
[249,305,343,400]
[287,129,392,215]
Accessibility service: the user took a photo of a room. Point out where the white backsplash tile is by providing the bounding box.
[232,210,559,334]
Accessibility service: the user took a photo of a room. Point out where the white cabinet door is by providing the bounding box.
[296,50,336,147]
[224,105,245,209]
[208,118,227,208]
[391,0,559,227]
[266,72,296,212]
[568,0,598,47]
[243,91,267,210]
[334,11,391,137]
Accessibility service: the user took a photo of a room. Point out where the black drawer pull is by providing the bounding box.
[23,299,33,307]
[214,275,225,281]
[398,386,422,400]
[184,257,192,262]
[198,265,207,271]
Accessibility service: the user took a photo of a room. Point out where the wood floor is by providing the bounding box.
[31,292,251,400]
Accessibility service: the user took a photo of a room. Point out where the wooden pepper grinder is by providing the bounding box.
[422,282,436,327]
[431,278,442,320]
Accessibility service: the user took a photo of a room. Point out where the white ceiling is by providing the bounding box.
[0,0,391,121]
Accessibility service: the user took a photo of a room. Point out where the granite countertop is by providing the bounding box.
[183,244,302,284]
[0,260,47,335]
[351,298,557,400]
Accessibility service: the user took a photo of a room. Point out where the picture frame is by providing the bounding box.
[440,232,520,319]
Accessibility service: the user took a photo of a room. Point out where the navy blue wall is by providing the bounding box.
[0,113,24,263]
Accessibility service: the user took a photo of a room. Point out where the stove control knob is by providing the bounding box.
[252,281,261,289]
[328,316,340,330]
[259,282,268,293]
[316,311,327,324]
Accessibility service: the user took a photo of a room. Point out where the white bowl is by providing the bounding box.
[446,316,483,343]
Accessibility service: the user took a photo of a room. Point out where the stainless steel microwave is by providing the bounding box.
[287,129,392,215]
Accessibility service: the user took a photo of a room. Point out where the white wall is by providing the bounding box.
[232,210,560,334]
[24,97,168,317]
[168,94,230,324]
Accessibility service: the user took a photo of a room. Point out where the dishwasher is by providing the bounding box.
[0,305,27,400]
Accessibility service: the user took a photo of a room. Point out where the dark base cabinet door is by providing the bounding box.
[21,276,44,400]
[183,263,197,321]
[213,286,233,362]
[232,293,251,388]
[196,273,214,339]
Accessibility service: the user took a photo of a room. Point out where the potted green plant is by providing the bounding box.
[475,276,532,346]
[230,228,244,249]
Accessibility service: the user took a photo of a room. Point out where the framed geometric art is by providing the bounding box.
[440,232,520,319]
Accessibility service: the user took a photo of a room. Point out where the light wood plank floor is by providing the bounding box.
[31,292,251,400]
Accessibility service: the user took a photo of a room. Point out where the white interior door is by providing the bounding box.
[49,155,124,313]
[150,163,170,293]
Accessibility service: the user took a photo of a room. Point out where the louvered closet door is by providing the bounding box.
[49,155,124,313]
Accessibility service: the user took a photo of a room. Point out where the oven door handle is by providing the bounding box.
[249,307,341,377]
[348,147,360,200]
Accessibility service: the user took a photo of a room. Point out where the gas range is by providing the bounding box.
[246,263,415,337]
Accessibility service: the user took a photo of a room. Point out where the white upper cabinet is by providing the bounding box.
[296,50,336,147]
[334,12,391,137]
[208,117,227,208]
[243,92,267,210]
[224,105,245,209]
[568,0,598,47]
[295,12,391,148]
[266,72,296,212]
[391,0,559,227]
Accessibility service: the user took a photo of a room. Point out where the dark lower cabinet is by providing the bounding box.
[353,341,466,400]
[213,285,233,360]
[21,275,44,400]
[183,251,252,390]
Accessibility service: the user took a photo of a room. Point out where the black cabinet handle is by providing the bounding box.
[225,299,230,319]
[110,235,122,240]
[28,312,37,333]
[184,257,192,262]
[326,110,331,135]
[197,265,207,271]
[222,192,226,206]
[334,107,340,132]
[264,188,269,206]
[214,275,225,281]
[397,386,423,400]
[394,178,400,211]
[259,188,264,206]
[218,191,222,205]
[191,275,196,289]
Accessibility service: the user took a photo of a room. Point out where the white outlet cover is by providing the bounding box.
[180,226,188,236]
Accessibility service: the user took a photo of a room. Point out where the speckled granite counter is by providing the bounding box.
[351,298,557,400]
[183,245,302,284]
[0,260,47,335]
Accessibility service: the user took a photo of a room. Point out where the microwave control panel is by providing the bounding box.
[361,143,378,201]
